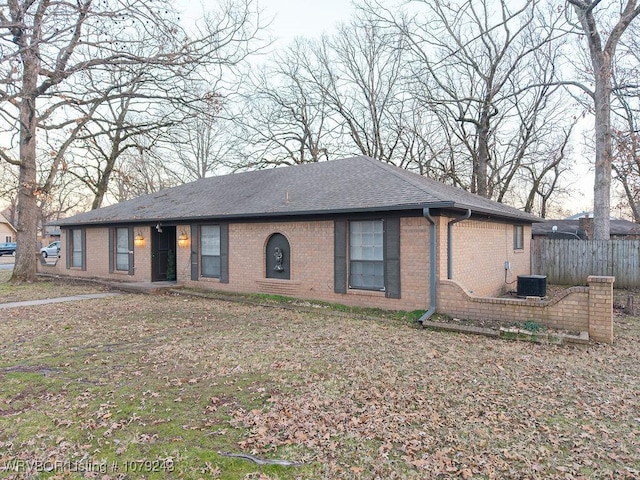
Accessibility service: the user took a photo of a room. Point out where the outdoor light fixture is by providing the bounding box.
[134,232,145,247]
[177,231,190,248]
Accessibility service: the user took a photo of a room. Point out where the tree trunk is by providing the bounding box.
[592,54,612,240]
[92,148,119,210]
[12,60,40,282]
[476,109,490,198]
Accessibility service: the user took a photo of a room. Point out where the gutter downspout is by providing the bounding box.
[419,207,437,323]
[447,209,472,279]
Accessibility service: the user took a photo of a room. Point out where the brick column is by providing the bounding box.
[587,276,615,344]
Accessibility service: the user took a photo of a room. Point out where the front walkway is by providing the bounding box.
[0,292,122,310]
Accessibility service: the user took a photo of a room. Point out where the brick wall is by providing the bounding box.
[179,218,432,311]
[587,275,614,343]
[37,226,152,282]
[39,216,534,316]
[437,276,614,343]
[440,217,531,297]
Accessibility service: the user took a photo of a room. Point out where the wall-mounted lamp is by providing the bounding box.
[134,232,145,247]
[177,231,190,248]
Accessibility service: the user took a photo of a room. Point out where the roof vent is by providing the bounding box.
[517,275,547,298]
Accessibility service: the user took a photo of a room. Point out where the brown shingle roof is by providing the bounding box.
[55,156,540,226]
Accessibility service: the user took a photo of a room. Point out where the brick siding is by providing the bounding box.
[441,218,531,297]
[39,216,533,314]
[178,218,432,311]
[38,227,152,282]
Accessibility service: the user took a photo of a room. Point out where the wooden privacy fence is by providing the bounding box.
[531,238,640,287]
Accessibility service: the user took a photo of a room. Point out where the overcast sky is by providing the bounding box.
[179,0,357,47]
[260,0,356,43]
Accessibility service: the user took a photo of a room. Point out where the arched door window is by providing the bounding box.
[266,233,290,280]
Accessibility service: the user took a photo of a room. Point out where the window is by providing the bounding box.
[514,225,524,250]
[115,227,130,271]
[5,236,11,243]
[70,228,84,268]
[200,225,221,277]
[349,220,384,290]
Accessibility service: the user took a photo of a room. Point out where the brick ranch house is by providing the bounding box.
[42,157,614,342]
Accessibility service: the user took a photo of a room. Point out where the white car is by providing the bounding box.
[40,241,61,258]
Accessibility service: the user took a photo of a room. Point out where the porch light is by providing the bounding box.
[134,232,145,247]
[177,231,190,248]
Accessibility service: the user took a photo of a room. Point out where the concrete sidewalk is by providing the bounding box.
[0,292,122,310]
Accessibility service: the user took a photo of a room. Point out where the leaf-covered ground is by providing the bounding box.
[0,281,639,479]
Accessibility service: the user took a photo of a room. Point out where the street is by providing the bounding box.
[0,256,14,271]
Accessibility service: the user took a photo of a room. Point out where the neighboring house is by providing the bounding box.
[41,225,61,247]
[0,213,17,243]
[46,156,539,311]
[533,216,640,240]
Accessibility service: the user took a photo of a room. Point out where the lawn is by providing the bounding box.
[0,280,639,479]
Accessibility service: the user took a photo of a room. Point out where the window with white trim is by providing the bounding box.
[349,220,384,290]
[200,225,221,277]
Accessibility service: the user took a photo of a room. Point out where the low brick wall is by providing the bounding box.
[437,276,615,343]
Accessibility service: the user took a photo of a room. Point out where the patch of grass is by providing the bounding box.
[179,287,428,328]
[0,276,107,303]
[522,320,543,332]
[1,280,639,478]
[0,270,11,283]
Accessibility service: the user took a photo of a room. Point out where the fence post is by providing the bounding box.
[587,276,615,344]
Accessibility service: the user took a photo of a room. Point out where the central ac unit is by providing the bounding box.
[517,275,547,297]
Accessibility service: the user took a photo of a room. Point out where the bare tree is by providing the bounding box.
[0,0,260,281]
[237,39,337,168]
[607,20,640,222]
[310,18,409,164]
[168,91,243,179]
[611,92,640,221]
[565,0,640,238]
[362,0,570,201]
[240,16,424,169]
[520,125,575,217]
[395,105,464,184]
[62,66,190,209]
[110,142,179,201]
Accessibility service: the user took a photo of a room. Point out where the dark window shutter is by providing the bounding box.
[108,228,114,273]
[334,220,347,294]
[128,226,134,275]
[384,217,401,299]
[220,223,229,283]
[80,229,87,271]
[65,228,70,270]
[190,224,199,280]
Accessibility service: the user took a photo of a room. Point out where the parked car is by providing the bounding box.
[0,242,16,256]
[40,241,60,258]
